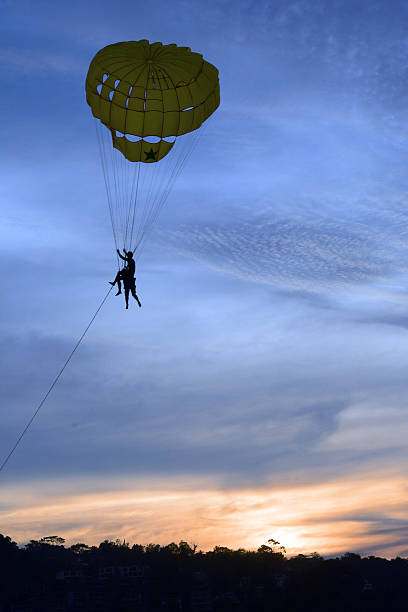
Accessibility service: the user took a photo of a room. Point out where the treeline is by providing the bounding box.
[0,533,407,610]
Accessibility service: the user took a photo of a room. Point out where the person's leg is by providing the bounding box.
[125,287,129,309]
[109,271,122,295]
[131,287,142,307]
[109,270,121,284]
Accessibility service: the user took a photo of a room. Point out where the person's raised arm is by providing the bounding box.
[117,248,127,261]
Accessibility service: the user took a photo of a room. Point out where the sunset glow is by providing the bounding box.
[3,470,407,557]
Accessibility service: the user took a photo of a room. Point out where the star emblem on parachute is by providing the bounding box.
[144,148,157,161]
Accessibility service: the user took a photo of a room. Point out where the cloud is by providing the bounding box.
[317,402,408,452]
[163,217,386,289]
[0,47,82,74]
[238,0,408,112]
[2,471,408,558]
[2,301,408,490]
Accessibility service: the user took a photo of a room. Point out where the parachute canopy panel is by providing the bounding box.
[86,40,220,163]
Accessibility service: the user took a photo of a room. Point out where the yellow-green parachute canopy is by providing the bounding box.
[86,40,220,259]
[86,40,220,163]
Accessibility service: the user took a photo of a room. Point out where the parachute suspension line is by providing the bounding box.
[109,131,128,256]
[135,155,158,250]
[95,122,119,262]
[116,147,125,247]
[0,286,113,476]
[127,67,180,260]
[123,154,132,248]
[129,160,148,260]
[133,126,205,258]
[121,146,130,246]
[133,160,170,252]
[130,66,198,256]
[124,152,140,250]
[97,122,210,264]
[149,128,202,240]
[99,127,140,257]
[131,157,165,258]
[109,134,124,253]
[128,162,141,252]
[98,122,207,263]
[111,131,134,259]
[131,137,185,256]
[143,142,190,237]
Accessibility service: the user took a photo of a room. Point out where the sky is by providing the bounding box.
[1,0,408,558]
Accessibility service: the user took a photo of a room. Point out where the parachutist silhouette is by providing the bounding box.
[117,248,135,277]
[109,249,141,309]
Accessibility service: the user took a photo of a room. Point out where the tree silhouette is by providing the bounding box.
[0,532,406,611]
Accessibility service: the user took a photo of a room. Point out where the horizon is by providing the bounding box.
[2,530,404,561]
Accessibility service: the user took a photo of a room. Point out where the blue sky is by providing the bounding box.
[1,0,408,557]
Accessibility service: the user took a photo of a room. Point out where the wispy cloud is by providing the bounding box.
[318,401,408,452]
[2,471,408,557]
[161,208,404,291]
[0,47,82,74]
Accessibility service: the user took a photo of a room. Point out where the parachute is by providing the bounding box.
[85,40,220,260]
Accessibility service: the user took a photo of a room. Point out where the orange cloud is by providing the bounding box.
[2,471,407,558]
